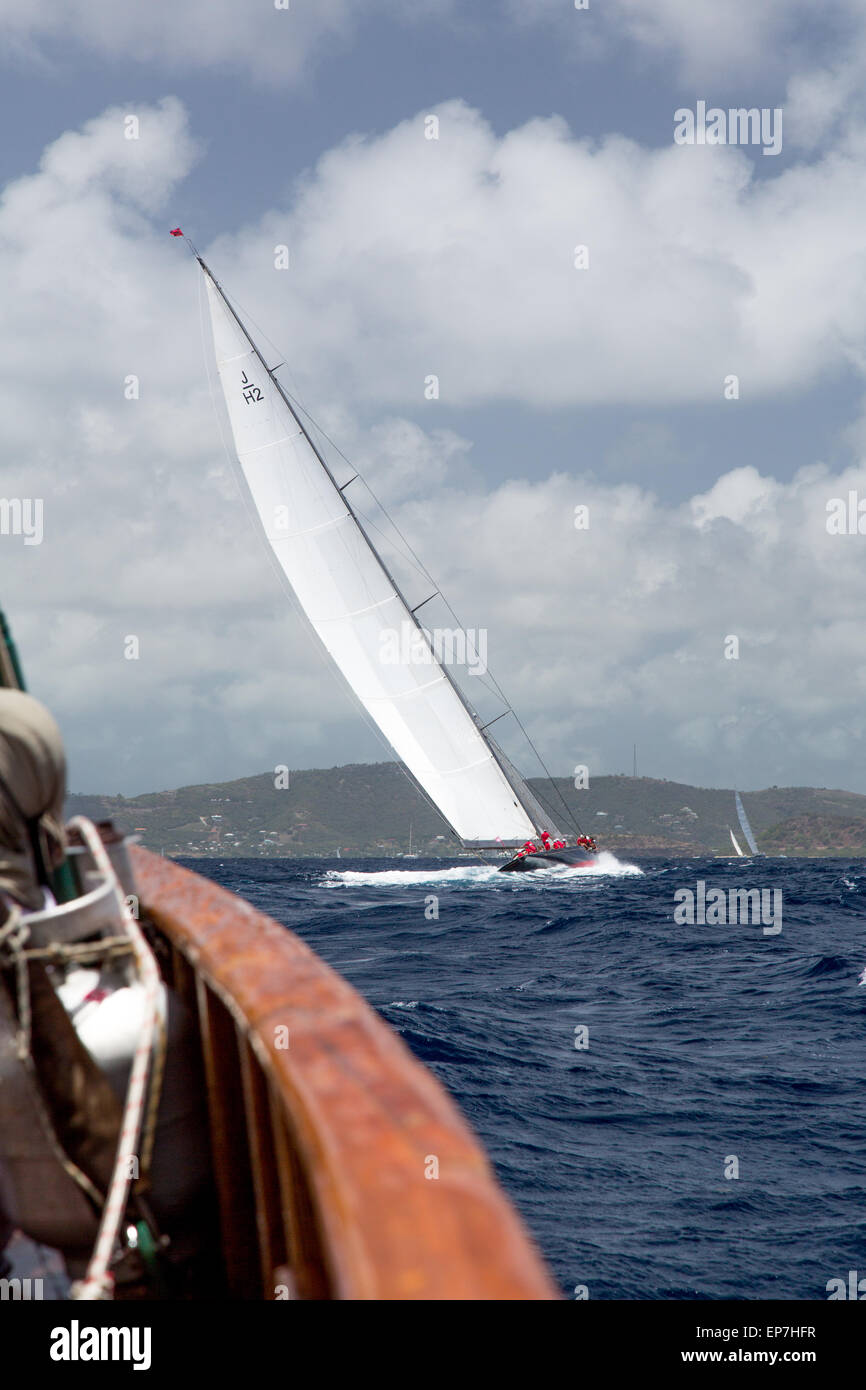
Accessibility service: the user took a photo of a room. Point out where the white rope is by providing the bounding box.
[0,902,30,1058]
[67,817,162,1301]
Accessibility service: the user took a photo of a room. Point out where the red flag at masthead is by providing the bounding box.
[169,227,184,237]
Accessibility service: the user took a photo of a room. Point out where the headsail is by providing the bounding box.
[199,258,554,846]
[729,828,744,857]
[734,791,759,856]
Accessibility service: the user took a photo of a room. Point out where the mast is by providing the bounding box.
[196,252,562,844]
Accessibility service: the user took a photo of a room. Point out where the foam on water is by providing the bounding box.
[324,864,500,887]
[322,849,642,887]
[172,854,866,1299]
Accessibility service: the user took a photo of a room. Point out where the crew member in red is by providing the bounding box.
[540,831,551,851]
[523,840,538,855]
[552,839,566,850]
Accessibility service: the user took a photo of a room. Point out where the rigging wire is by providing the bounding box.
[278,385,583,839]
[196,253,584,841]
[195,268,476,848]
[208,272,518,709]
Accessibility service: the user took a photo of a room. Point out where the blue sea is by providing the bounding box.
[187,852,866,1301]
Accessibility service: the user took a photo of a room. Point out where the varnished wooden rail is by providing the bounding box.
[131,846,558,1301]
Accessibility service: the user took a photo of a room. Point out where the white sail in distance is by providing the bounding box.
[734,791,759,856]
[201,261,545,846]
[729,828,745,857]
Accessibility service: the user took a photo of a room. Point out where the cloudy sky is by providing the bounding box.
[2,0,866,797]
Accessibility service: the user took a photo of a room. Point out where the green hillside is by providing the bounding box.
[536,777,866,856]
[65,766,866,858]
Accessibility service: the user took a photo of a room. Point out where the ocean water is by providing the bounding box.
[187,853,866,1301]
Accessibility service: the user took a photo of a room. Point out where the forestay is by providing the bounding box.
[202,267,538,845]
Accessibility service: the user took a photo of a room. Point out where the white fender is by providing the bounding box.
[62,966,210,1226]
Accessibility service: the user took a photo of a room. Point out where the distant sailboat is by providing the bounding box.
[715,826,745,858]
[734,791,761,856]
[184,235,595,872]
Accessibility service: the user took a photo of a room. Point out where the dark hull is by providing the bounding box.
[499,848,598,873]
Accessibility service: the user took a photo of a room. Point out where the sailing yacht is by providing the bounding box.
[734,791,761,856]
[184,235,596,872]
[717,796,761,858]
[715,827,745,858]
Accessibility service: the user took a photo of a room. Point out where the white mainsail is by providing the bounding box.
[729,828,745,857]
[734,791,759,856]
[201,263,542,846]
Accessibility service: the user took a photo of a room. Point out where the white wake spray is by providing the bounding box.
[323,851,642,888]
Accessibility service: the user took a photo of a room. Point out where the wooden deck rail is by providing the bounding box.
[131,846,558,1301]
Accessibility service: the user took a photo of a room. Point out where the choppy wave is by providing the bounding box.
[182,852,866,1300]
[322,849,642,887]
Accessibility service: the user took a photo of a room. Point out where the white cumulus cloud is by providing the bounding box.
[199,100,866,409]
[0,0,453,82]
[2,98,866,797]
